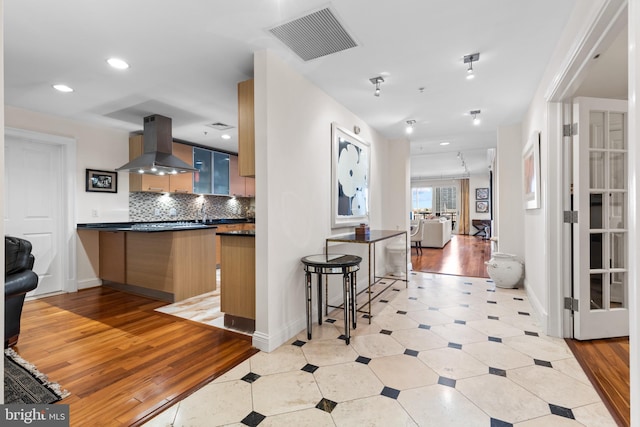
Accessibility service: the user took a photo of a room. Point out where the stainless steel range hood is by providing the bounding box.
[116,114,197,175]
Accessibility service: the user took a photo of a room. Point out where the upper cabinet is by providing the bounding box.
[194,147,230,196]
[129,135,194,193]
[238,79,255,177]
[229,155,255,197]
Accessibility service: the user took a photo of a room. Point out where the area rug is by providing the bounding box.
[4,348,69,404]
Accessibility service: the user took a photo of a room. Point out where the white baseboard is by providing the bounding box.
[77,278,102,290]
[525,281,548,334]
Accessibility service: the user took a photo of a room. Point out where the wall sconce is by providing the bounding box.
[405,120,416,134]
[470,110,481,125]
[463,53,480,80]
[369,76,384,97]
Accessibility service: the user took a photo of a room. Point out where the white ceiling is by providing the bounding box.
[4,0,578,178]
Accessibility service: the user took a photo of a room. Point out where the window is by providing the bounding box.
[412,186,457,213]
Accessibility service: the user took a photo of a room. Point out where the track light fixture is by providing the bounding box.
[405,120,416,134]
[463,53,480,80]
[470,110,481,125]
[369,76,384,97]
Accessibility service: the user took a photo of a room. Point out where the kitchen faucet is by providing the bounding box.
[200,203,207,223]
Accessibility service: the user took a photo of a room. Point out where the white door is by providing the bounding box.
[5,137,64,296]
[572,96,629,340]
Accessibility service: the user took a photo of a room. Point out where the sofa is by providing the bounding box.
[421,218,452,248]
[5,236,39,348]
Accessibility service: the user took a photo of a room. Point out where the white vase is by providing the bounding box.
[485,253,524,288]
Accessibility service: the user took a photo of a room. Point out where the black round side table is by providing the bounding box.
[301,254,361,345]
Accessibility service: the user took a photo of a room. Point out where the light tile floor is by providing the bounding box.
[144,272,616,427]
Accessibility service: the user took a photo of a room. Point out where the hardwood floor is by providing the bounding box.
[411,234,492,278]
[14,287,259,427]
[566,337,630,427]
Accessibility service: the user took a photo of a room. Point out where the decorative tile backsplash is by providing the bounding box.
[129,192,254,222]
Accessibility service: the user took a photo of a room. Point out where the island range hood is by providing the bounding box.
[116,114,197,175]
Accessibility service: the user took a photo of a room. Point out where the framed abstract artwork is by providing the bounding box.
[331,123,370,228]
[475,187,489,200]
[476,201,489,213]
[523,131,541,209]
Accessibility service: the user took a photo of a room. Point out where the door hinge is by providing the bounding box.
[563,123,578,137]
[563,211,578,223]
[564,297,579,312]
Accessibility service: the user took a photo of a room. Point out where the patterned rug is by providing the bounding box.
[4,348,69,404]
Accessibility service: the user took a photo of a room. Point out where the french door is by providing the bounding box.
[572,96,629,340]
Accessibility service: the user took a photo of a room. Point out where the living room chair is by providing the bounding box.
[5,236,39,348]
[410,220,426,255]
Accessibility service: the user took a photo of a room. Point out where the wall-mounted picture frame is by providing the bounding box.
[331,122,370,228]
[476,201,489,213]
[86,169,118,193]
[523,131,541,209]
[475,187,489,200]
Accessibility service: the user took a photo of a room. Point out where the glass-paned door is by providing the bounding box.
[572,97,628,340]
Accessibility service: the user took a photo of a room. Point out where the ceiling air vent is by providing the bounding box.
[207,122,234,131]
[268,7,358,61]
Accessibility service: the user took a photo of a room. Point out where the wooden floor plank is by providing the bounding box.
[14,287,258,427]
[411,234,492,278]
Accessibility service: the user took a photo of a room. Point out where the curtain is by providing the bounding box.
[459,179,470,235]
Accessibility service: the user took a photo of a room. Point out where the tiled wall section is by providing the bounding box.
[129,192,254,222]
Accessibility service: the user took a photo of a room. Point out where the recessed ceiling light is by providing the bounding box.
[440,142,450,146]
[221,134,231,140]
[107,58,130,70]
[52,84,73,93]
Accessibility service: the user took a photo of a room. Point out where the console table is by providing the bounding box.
[325,230,408,323]
[472,219,491,239]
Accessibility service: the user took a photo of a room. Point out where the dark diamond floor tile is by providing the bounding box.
[514,297,524,301]
[393,288,400,292]
[489,367,507,377]
[525,331,539,337]
[549,404,575,419]
[396,310,407,315]
[381,386,400,399]
[411,272,418,276]
[459,303,469,308]
[380,299,389,303]
[316,398,338,413]
[362,314,371,319]
[534,359,553,368]
[241,411,266,426]
[488,336,502,343]
[419,324,431,330]
[464,282,472,285]
[490,418,513,427]
[448,342,462,350]
[455,319,466,325]
[488,315,499,320]
[438,376,456,388]
[428,307,439,311]
[356,356,371,364]
[486,280,494,283]
[302,363,319,373]
[325,318,336,324]
[404,349,419,357]
[462,291,471,295]
[380,329,393,335]
[487,289,496,292]
[338,334,347,341]
[241,372,261,384]
[518,311,530,316]
[291,340,306,347]
[487,300,497,304]
[409,296,418,300]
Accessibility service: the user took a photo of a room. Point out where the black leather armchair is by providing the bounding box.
[5,236,39,348]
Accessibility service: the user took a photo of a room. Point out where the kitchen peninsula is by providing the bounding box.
[78,221,217,302]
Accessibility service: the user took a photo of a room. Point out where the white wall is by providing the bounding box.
[468,174,491,234]
[5,106,130,288]
[253,50,409,351]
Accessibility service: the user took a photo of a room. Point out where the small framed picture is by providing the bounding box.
[86,169,118,193]
[476,187,489,200]
[476,201,489,213]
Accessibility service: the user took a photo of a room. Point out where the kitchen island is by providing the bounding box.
[78,221,219,302]
[217,229,255,332]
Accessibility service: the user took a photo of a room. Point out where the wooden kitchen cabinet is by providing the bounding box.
[229,155,246,197]
[215,223,254,265]
[245,177,255,197]
[238,79,255,177]
[128,135,194,193]
[99,231,126,283]
[169,142,194,193]
[220,233,255,323]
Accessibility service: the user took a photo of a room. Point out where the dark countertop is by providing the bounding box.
[217,230,256,237]
[77,218,254,232]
